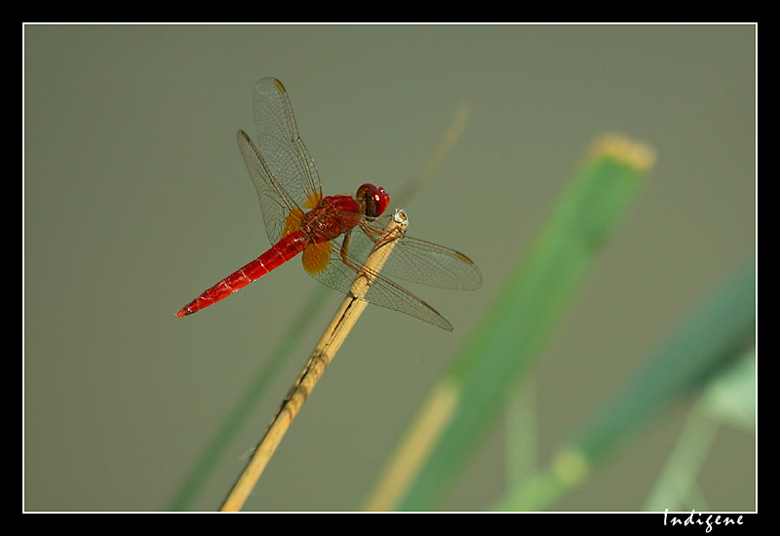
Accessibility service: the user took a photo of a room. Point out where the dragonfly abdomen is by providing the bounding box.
[176,231,307,317]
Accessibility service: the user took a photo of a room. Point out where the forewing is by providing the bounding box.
[253,79,322,208]
[237,78,322,244]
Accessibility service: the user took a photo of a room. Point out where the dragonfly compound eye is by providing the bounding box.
[357,183,389,218]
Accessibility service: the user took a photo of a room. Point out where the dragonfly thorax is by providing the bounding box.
[300,195,364,242]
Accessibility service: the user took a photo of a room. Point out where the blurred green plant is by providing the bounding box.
[363,134,664,510]
[644,349,755,511]
[494,258,754,511]
[362,133,755,511]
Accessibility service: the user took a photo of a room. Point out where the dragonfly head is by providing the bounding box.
[357,183,390,218]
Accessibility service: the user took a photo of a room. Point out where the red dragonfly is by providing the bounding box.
[176,78,481,330]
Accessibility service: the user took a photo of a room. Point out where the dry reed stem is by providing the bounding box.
[219,210,409,511]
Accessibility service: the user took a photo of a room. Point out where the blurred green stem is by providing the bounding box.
[645,350,755,510]
[495,257,755,510]
[644,397,719,511]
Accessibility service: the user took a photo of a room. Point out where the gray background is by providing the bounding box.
[24,24,755,511]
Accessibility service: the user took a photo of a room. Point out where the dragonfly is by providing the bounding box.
[176,78,481,330]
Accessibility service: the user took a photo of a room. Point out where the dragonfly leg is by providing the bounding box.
[338,222,405,278]
[338,230,363,274]
[358,219,404,247]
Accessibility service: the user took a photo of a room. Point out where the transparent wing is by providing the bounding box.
[237,131,297,244]
[304,234,455,331]
[237,78,322,244]
[252,79,322,209]
[347,228,482,290]
[303,220,481,330]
